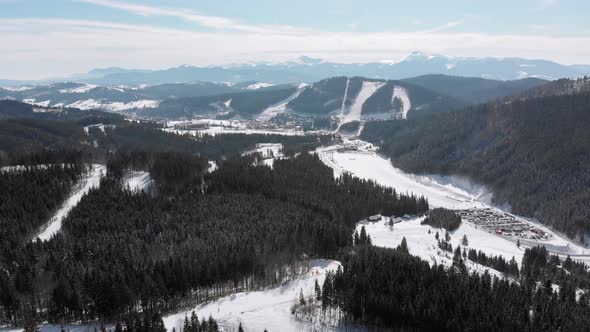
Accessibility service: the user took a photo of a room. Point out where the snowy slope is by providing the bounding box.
[163,259,341,332]
[357,217,523,271]
[34,164,106,241]
[392,86,411,119]
[341,81,385,125]
[257,83,308,121]
[316,139,590,263]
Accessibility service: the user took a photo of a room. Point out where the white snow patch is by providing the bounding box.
[163,259,341,332]
[246,82,275,90]
[33,164,106,242]
[223,99,232,108]
[445,63,456,70]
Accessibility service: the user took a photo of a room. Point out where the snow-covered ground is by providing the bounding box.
[392,86,411,119]
[246,82,275,90]
[83,123,116,134]
[66,99,160,111]
[316,139,590,262]
[243,143,284,168]
[357,217,522,273]
[164,127,308,137]
[33,164,106,242]
[339,81,385,127]
[22,98,51,107]
[163,259,341,332]
[123,171,152,192]
[257,84,308,122]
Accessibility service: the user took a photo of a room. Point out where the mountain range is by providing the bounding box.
[2,52,589,87]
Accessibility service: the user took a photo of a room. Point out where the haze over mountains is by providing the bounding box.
[2,51,589,87]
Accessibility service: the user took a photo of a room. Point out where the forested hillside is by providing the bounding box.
[0,151,427,324]
[362,90,590,238]
[401,74,547,104]
[320,244,590,331]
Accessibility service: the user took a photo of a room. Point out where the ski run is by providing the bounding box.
[33,164,106,242]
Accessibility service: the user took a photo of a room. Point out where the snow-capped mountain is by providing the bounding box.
[3,52,586,87]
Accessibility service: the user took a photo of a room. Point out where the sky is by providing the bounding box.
[1,0,589,79]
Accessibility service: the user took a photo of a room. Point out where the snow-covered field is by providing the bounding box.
[164,126,308,137]
[34,164,106,241]
[163,259,341,332]
[357,217,522,274]
[123,171,152,192]
[316,139,590,262]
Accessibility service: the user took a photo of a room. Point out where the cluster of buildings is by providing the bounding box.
[456,208,551,241]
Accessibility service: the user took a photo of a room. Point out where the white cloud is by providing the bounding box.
[77,0,311,35]
[1,18,589,79]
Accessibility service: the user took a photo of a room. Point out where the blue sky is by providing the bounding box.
[1,0,589,79]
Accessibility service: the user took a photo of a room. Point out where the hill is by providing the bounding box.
[401,74,547,104]
[361,80,590,238]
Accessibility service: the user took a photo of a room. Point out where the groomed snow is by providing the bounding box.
[34,164,106,242]
[392,86,411,119]
[163,259,341,332]
[257,84,308,122]
[340,81,385,126]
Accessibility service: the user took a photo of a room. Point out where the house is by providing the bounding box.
[368,214,382,222]
[390,217,403,224]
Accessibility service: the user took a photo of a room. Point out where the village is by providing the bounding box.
[362,208,552,243]
[456,208,552,241]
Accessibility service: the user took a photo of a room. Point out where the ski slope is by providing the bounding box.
[34,164,106,241]
[163,260,341,332]
[341,81,385,125]
[257,83,308,121]
[392,86,411,119]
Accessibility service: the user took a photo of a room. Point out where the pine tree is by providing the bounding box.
[398,237,409,253]
[238,322,244,332]
[462,234,468,246]
[517,239,521,248]
[314,279,321,301]
[299,288,306,306]
[445,231,451,242]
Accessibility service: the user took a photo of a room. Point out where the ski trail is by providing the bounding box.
[336,80,384,134]
[334,78,350,128]
[392,85,412,119]
[257,83,309,122]
[34,164,106,241]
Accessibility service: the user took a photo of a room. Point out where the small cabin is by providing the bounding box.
[368,214,382,222]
